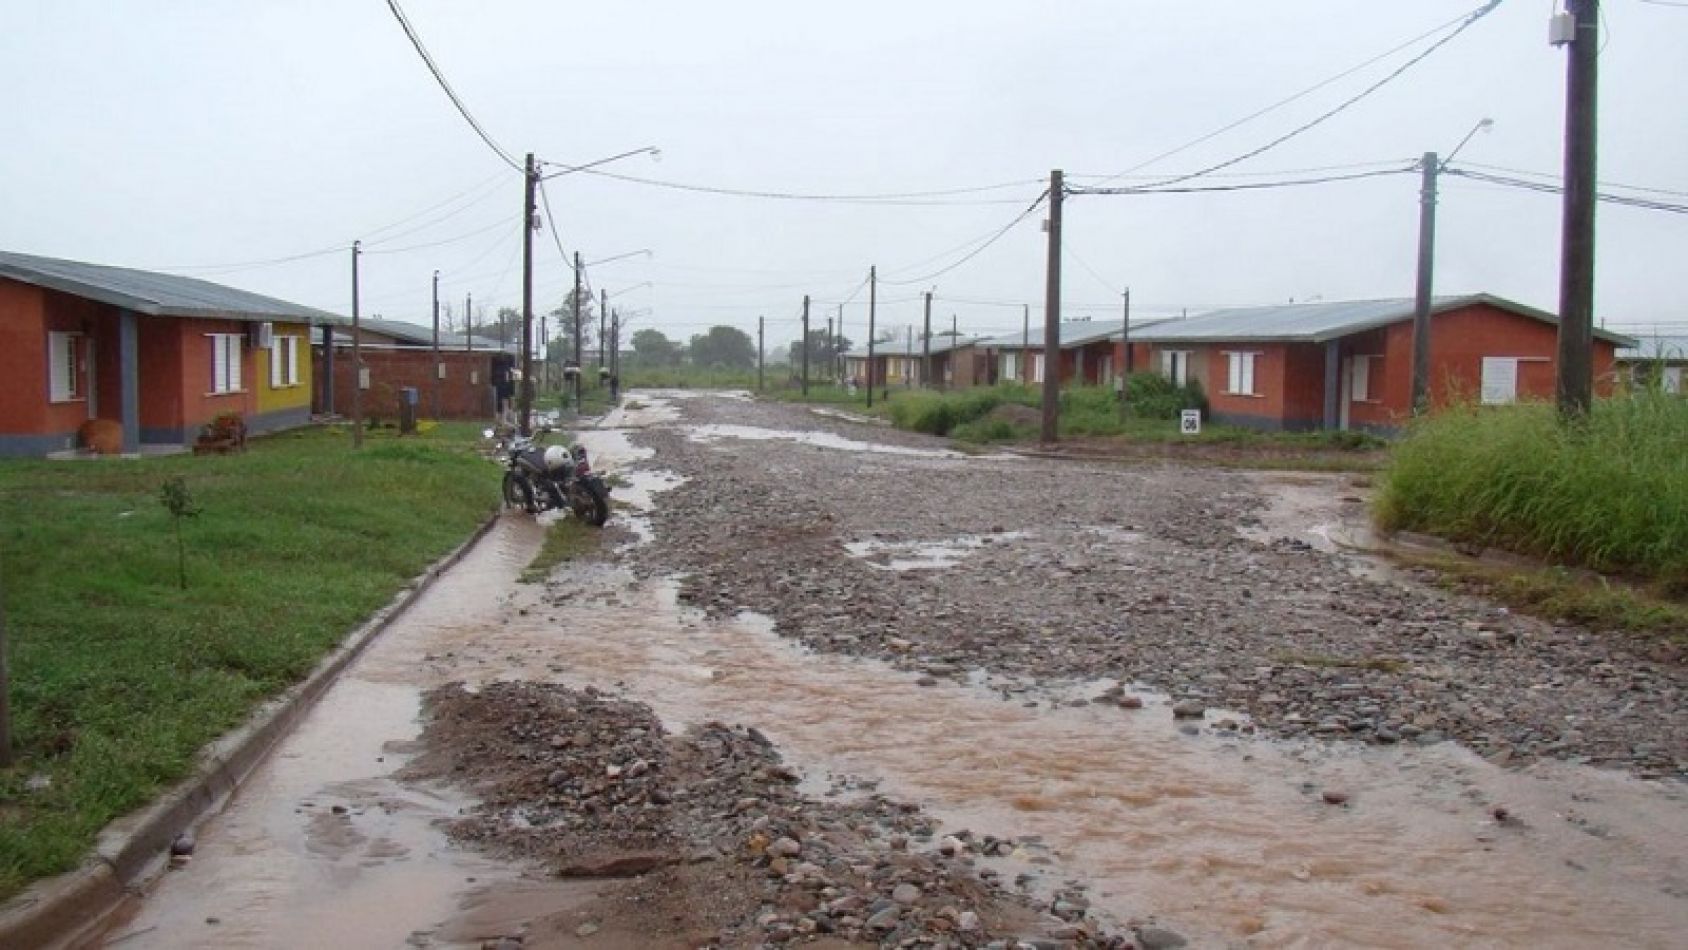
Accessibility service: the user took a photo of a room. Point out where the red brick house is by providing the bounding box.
[310,317,514,420]
[980,320,1165,387]
[1132,295,1633,432]
[0,250,342,457]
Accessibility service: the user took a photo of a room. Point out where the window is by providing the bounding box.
[1002,352,1018,380]
[1350,355,1373,402]
[1480,357,1518,405]
[1225,352,1257,396]
[1161,350,1191,386]
[209,334,243,394]
[1031,353,1046,384]
[47,331,83,402]
[269,335,301,388]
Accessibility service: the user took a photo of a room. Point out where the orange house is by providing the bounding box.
[1133,295,1633,433]
[0,251,342,457]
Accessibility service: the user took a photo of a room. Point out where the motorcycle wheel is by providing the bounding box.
[571,479,610,527]
[502,472,536,512]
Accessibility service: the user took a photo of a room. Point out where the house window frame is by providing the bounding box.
[1223,350,1260,397]
[47,330,85,403]
[1161,349,1192,387]
[269,334,302,388]
[1350,354,1383,404]
[208,333,245,395]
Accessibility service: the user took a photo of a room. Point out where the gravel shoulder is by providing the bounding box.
[620,393,1686,779]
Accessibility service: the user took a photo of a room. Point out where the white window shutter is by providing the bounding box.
[288,337,299,385]
[270,338,283,388]
[228,336,242,391]
[212,336,229,393]
[1227,354,1241,393]
[1351,356,1370,402]
[1242,354,1255,395]
[1480,357,1517,405]
[48,332,70,400]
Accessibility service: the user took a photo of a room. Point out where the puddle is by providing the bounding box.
[685,423,966,458]
[101,517,553,949]
[808,405,889,426]
[844,531,1028,571]
[492,570,1688,949]
[1242,472,1406,583]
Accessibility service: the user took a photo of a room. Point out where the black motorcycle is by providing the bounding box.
[487,427,611,526]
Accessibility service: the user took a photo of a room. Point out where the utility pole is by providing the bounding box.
[905,325,913,387]
[757,315,765,391]
[431,270,441,420]
[801,294,811,397]
[922,291,933,390]
[572,251,583,412]
[1119,286,1131,420]
[825,316,834,383]
[950,313,958,387]
[540,314,549,394]
[1556,0,1599,420]
[351,240,363,449]
[1040,169,1064,443]
[519,152,537,435]
[610,309,620,387]
[1021,303,1030,386]
[464,292,472,352]
[1409,151,1439,415]
[837,304,845,380]
[599,287,608,376]
[867,266,878,407]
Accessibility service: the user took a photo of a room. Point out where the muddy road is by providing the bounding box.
[104,392,1687,949]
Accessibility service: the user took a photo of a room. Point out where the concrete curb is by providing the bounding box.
[0,512,502,949]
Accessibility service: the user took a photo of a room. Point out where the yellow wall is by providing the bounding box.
[255,322,314,414]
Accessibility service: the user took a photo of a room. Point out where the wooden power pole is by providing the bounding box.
[519,152,537,435]
[801,295,811,397]
[351,240,363,449]
[1555,0,1599,420]
[1040,169,1064,443]
[922,291,932,390]
[757,316,765,391]
[867,266,878,407]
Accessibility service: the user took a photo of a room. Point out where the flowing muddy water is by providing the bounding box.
[105,401,1688,948]
[100,517,558,949]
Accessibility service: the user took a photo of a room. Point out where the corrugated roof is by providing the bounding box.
[1615,333,1688,362]
[1132,293,1635,346]
[0,250,344,325]
[841,335,989,357]
[977,318,1174,350]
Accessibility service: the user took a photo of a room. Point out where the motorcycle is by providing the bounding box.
[485,426,611,526]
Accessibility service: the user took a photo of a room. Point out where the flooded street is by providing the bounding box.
[104,392,1688,949]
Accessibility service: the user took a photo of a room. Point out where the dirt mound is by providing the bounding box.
[406,681,1126,948]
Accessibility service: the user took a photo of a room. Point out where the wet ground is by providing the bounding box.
[102,391,1688,949]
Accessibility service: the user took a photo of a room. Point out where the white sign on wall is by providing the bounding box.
[358,367,371,390]
[1180,409,1202,435]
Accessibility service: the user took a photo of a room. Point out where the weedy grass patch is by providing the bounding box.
[0,423,498,899]
[519,517,600,583]
[1376,393,1688,588]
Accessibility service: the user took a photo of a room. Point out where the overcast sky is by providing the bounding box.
[3,1,1684,352]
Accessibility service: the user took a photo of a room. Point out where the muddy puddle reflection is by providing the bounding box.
[490,567,1686,948]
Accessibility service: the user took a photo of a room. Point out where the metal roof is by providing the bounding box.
[841,335,989,357]
[977,318,1174,350]
[1131,293,1635,346]
[0,250,344,325]
[1615,333,1688,362]
[324,318,517,353]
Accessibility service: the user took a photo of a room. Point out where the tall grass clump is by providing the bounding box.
[886,387,1022,435]
[1376,392,1688,587]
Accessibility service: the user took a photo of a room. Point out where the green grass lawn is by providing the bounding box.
[0,423,499,900]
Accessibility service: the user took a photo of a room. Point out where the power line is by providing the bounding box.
[1088,0,1502,194]
[383,0,522,173]
[879,190,1050,286]
[1069,159,1416,182]
[1454,160,1688,198]
[1088,3,1502,187]
[362,217,514,255]
[574,167,1044,205]
[1443,168,1688,214]
[1074,166,1414,196]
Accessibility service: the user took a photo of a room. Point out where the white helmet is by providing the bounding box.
[543,445,572,472]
